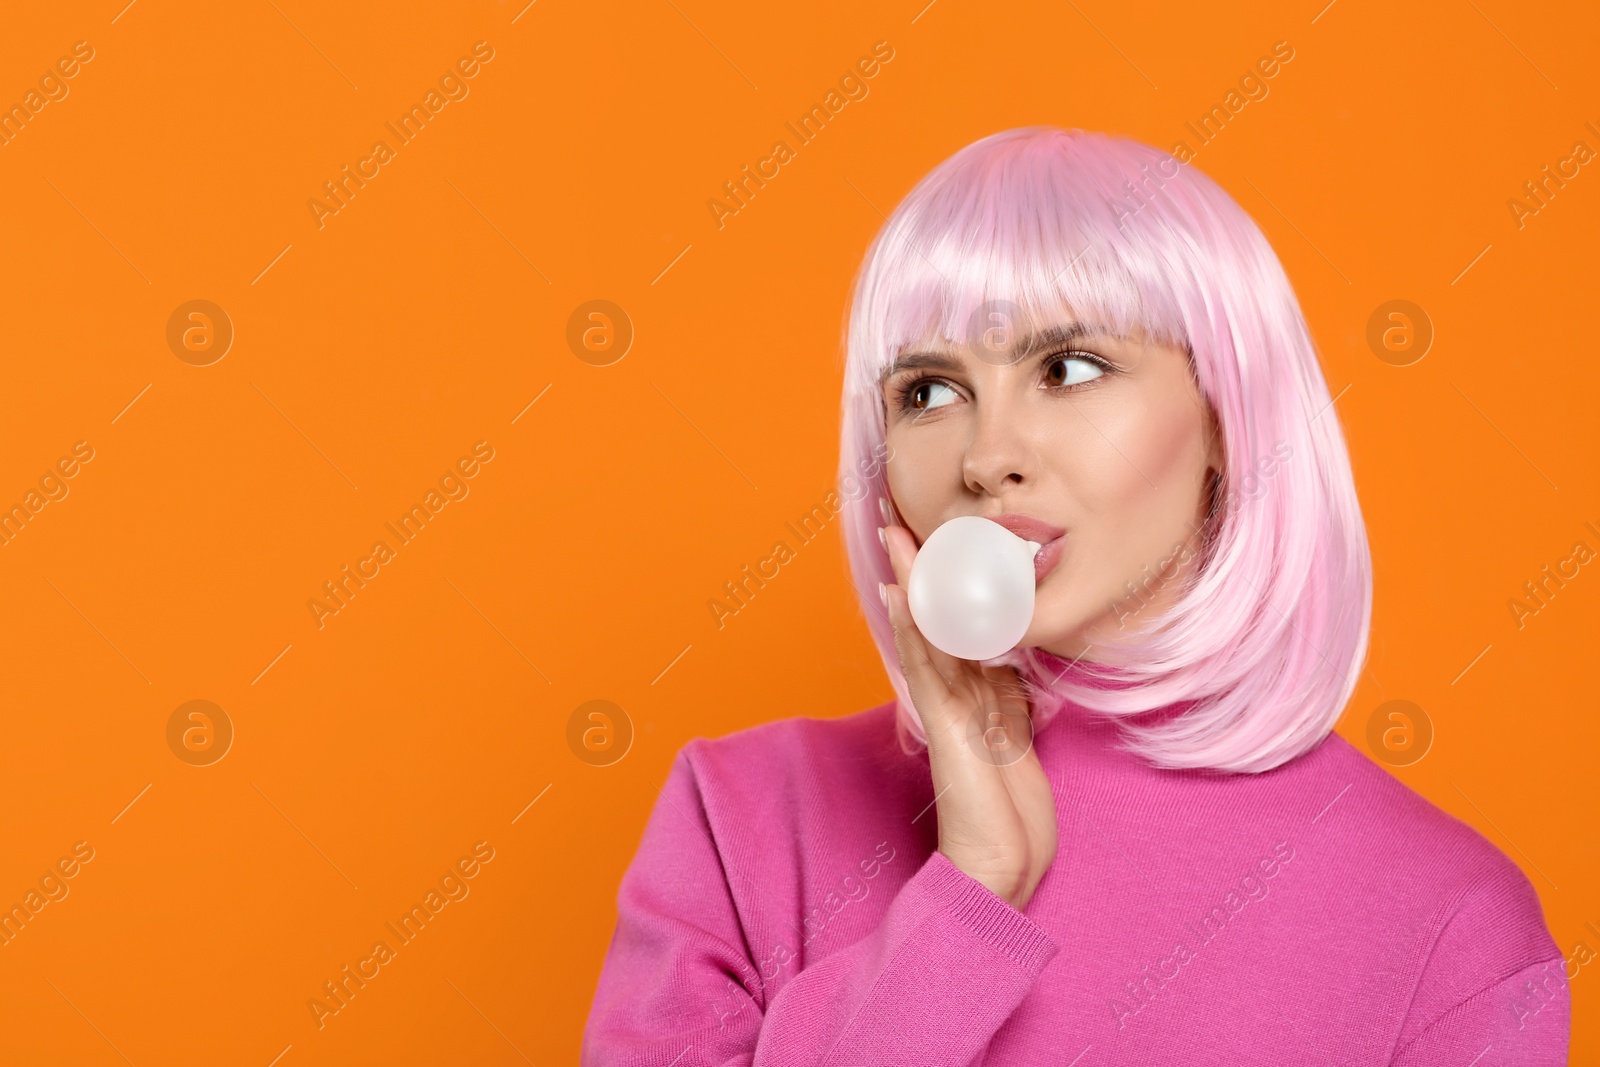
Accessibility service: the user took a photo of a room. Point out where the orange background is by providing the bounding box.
[0,0,1596,1062]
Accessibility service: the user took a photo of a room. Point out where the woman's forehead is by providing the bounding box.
[884,306,1171,365]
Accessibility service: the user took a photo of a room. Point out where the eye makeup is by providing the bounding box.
[887,347,1120,416]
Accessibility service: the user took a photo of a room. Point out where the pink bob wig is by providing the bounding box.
[836,126,1372,774]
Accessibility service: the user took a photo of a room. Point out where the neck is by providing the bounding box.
[1022,646,1196,736]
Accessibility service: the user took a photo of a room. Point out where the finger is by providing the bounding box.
[881,555,966,704]
[883,523,974,684]
[977,662,1031,705]
[885,586,997,774]
[977,668,1039,775]
[881,522,916,589]
[882,580,954,719]
[881,612,1035,872]
[998,742,1058,867]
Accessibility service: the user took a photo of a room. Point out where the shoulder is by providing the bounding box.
[1298,734,1568,1048]
[679,699,906,781]
[1294,731,1556,957]
[671,699,925,817]
[1303,733,1532,875]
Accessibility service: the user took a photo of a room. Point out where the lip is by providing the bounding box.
[1030,535,1066,583]
[986,512,1067,544]
[984,513,1068,584]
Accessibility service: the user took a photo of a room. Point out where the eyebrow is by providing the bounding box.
[880,322,1112,383]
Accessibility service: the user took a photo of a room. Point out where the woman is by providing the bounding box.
[581,127,1569,1064]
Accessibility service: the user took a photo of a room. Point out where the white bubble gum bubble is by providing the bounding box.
[906,516,1038,661]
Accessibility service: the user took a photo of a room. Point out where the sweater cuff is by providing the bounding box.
[918,850,1059,973]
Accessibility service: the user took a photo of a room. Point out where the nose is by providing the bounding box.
[961,393,1036,496]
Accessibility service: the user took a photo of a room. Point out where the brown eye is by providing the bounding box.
[1045,353,1106,389]
[905,380,957,411]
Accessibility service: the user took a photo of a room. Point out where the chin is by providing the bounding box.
[1019,593,1105,654]
[1018,617,1084,656]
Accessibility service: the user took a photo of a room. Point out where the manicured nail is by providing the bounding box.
[877,526,887,550]
[878,496,894,526]
[877,581,887,606]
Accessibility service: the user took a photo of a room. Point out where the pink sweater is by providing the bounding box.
[582,680,1569,1064]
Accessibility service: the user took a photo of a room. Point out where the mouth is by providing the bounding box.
[984,512,1069,584]
[1029,535,1066,583]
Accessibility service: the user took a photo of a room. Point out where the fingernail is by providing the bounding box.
[878,496,894,526]
[877,526,887,550]
[877,581,887,606]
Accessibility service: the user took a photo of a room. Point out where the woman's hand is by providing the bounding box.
[878,517,1060,911]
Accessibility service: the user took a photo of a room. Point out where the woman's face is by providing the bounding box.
[881,309,1222,661]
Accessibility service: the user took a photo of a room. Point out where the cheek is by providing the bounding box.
[883,426,959,542]
[1049,394,1209,589]
[1052,395,1202,516]
[1075,388,1203,511]
[1104,398,1206,505]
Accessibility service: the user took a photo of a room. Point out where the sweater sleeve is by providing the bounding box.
[1389,853,1569,1065]
[581,747,1061,1067]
